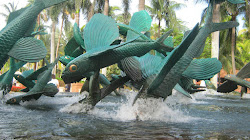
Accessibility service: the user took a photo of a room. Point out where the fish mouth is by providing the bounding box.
[61,74,85,84]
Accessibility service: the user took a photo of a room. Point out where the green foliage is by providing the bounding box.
[236,31,250,66]
[173,33,184,47]
[106,64,121,80]
[0,2,18,22]
[198,36,212,59]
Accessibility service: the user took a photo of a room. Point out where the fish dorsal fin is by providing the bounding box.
[26,65,48,80]
[0,72,8,81]
[59,55,75,66]
[37,0,69,9]
[174,84,192,99]
[64,37,82,56]
[73,23,85,49]
[8,37,47,62]
[84,14,119,51]
[127,10,152,41]
[182,58,222,80]
[7,7,29,24]
[22,70,34,78]
[121,57,142,81]
[227,0,245,4]
[21,87,30,92]
[164,36,174,48]
[137,53,162,79]
[236,62,250,78]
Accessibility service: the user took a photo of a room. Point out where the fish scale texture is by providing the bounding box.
[150,56,193,98]
[179,76,194,91]
[0,5,40,68]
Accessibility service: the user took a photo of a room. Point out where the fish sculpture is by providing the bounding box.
[59,27,120,95]
[60,56,120,95]
[0,0,68,69]
[14,66,59,97]
[217,62,250,97]
[115,11,220,100]
[6,58,59,104]
[0,58,26,97]
[61,13,172,83]
[140,0,240,99]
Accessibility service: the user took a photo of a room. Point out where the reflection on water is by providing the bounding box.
[0,89,250,139]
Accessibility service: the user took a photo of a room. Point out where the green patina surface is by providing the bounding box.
[0,58,26,95]
[0,0,68,69]
[6,58,59,104]
[217,62,250,93]
[61,13,171,84]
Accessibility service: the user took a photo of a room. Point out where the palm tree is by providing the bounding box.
[47,5,63,74]
[102,0,109,76]
[194,0,221,86]
[75,0,83,26]
[139,0,145,11]
[223,2,245,74]
[55,3,71,60]
[0,2,17,73]
[243,0,250,38]
[0,2,18,22]
[109,6,121,18]
[103,0,109,15]
[146,0,183,38]
[122,0,131,24]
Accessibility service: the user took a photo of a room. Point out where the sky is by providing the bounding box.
[0,0,244,31]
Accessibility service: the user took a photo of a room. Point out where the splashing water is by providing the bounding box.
[0,90,4,100]
[60,89,198,123]
[59,92,93,113]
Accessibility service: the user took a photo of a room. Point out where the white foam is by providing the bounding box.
[59,92,92,113]
[242,93,250,99]
[0,90,4,99]
[60,90,198,123]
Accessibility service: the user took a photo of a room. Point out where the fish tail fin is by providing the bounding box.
[48,57,60,71]
[35,0,68,9]
[9,57,26,71]
[155,30,174,52]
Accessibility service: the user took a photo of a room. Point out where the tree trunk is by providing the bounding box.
[75,0,82,26]
[211,3,220,88]
[75,12,80,26]
[34,14,41,71]
[103,0,109,16]
[55,16,64,75]
[102,0,109,76]
[88,0,95,22]
[56,17,64,59]
[246,0,250,36]
[158,20,161,38]
[138,0,145,11]
[51,21,56,74]
[231,16,236,74]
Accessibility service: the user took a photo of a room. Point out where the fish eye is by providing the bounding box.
[11,98,16,103]
[69,64,77,72]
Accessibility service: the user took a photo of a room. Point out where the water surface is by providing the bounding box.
[0,89,249,139]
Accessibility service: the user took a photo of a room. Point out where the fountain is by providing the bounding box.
[0,0,249,139]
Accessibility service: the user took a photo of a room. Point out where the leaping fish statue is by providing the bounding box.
[6,58,59,105]
[143,0,242,99]
[62,13,172,83]
[0,0,68,69]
